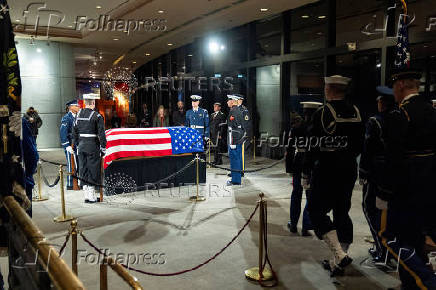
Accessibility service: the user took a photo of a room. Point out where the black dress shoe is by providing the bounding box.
[301,229,311,236]
[84,199,90,203]
[287,221,297,233]
[338,255,353,268]
[322,260,345,277]
[97,197,101,202]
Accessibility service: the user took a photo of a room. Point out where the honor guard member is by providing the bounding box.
[209,102,227,165]
[60,100,80,190]
[226,94,245,185]
[303,75,363,275]
[377,69,436,289]
[236,94,252,174]
[185,95,210,141]
[287,101,322,236]
[359,86,396,265]
[73,96,107,203]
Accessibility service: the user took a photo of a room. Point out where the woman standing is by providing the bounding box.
[153,105,169,127]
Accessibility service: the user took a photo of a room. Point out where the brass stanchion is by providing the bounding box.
[100,158,104,202]
[100,261,108,290]
[33,161,48,201]
[245,193,273,281]
[189,154,205,202]
[71,219,78,275]
[54,165,74,223]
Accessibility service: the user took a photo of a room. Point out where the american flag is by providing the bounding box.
[104,127,204,168]
[394,13,410,68]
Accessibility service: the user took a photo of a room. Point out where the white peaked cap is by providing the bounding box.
[324,75,351,85]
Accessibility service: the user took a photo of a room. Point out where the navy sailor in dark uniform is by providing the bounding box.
[287,101,322,236]
[60,100,80,190]
[303,75,364,275]
[73,96,107,203]
[185,95,210,142]
[377,69,436,289]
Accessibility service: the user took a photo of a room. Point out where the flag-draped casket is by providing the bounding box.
[103,127,206,194]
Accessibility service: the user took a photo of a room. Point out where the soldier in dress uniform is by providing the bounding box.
[236,94,252,174]
[185,95,210,141]
[60,100,80,190]
[287,101,322,236]
[377,69,436,289]
[359,86,396,265]
[73,96,107,203]
[209,102,227,165]
[226,94,245,186]
[303,75,364,275]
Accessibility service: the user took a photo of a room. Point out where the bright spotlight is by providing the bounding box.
[209,41,219,54]
[220,45,225,50]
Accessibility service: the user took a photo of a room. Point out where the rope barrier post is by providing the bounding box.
[189,154,205,202]
[100,258,108,290]
[100,158,104,202]
[54,165,74,223]
[33,161,48,202]
[71,150,79,190]
[245,192,273,282]
[71,219,78,275]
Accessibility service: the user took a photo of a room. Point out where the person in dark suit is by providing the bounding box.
[172,100,186,126]
[209,102,227,165]
[24,107,42,140]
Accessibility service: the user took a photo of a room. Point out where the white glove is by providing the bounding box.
[230,144,236,150]
[100,147,106,156]
[376,197,388,210]
[66,146,74,154]
[12,181,31,210]
[8,111,21,137]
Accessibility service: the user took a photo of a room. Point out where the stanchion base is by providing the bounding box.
[32,197,48,202]
[189,196,206,202]
[53,215,75,223]
[244,267,273,281]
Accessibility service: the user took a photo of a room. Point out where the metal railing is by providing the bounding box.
[2,196,85,290]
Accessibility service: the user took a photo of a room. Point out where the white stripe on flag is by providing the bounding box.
[105,143,172,156]
[106,133,171,141]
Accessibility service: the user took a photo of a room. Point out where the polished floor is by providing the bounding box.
[2,149,402,289]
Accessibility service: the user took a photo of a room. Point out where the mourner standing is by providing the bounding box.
[303,75,363,276]
[209,102,226,165]
[359,86,396,265]
[287,101,322,236]
[226,94,245,186]
[377,69,436,289]
[24,106,43,140]
[138,103,152,128]
[60,100,80,190]
[172,100,186,126]
[73,96,107,203]
[186,95,210,141]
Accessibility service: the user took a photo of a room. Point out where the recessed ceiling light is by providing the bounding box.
[187,54,193,57]
[158,10,164,14]
[15,19,20,22]
[68,25,73,28]
[113,38,119,41]
[132,61,137,64]
[167,43,173,46]
[317,32,323,35]
[318,15,326,19]
[96,5,102,9]
[260,8,268,12]
[301,15,310,18]
[145,53,151,56]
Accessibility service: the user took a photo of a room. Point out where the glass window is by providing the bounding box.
[336,0,385,47]
[290,1,328,53]
[256,14,282,57]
